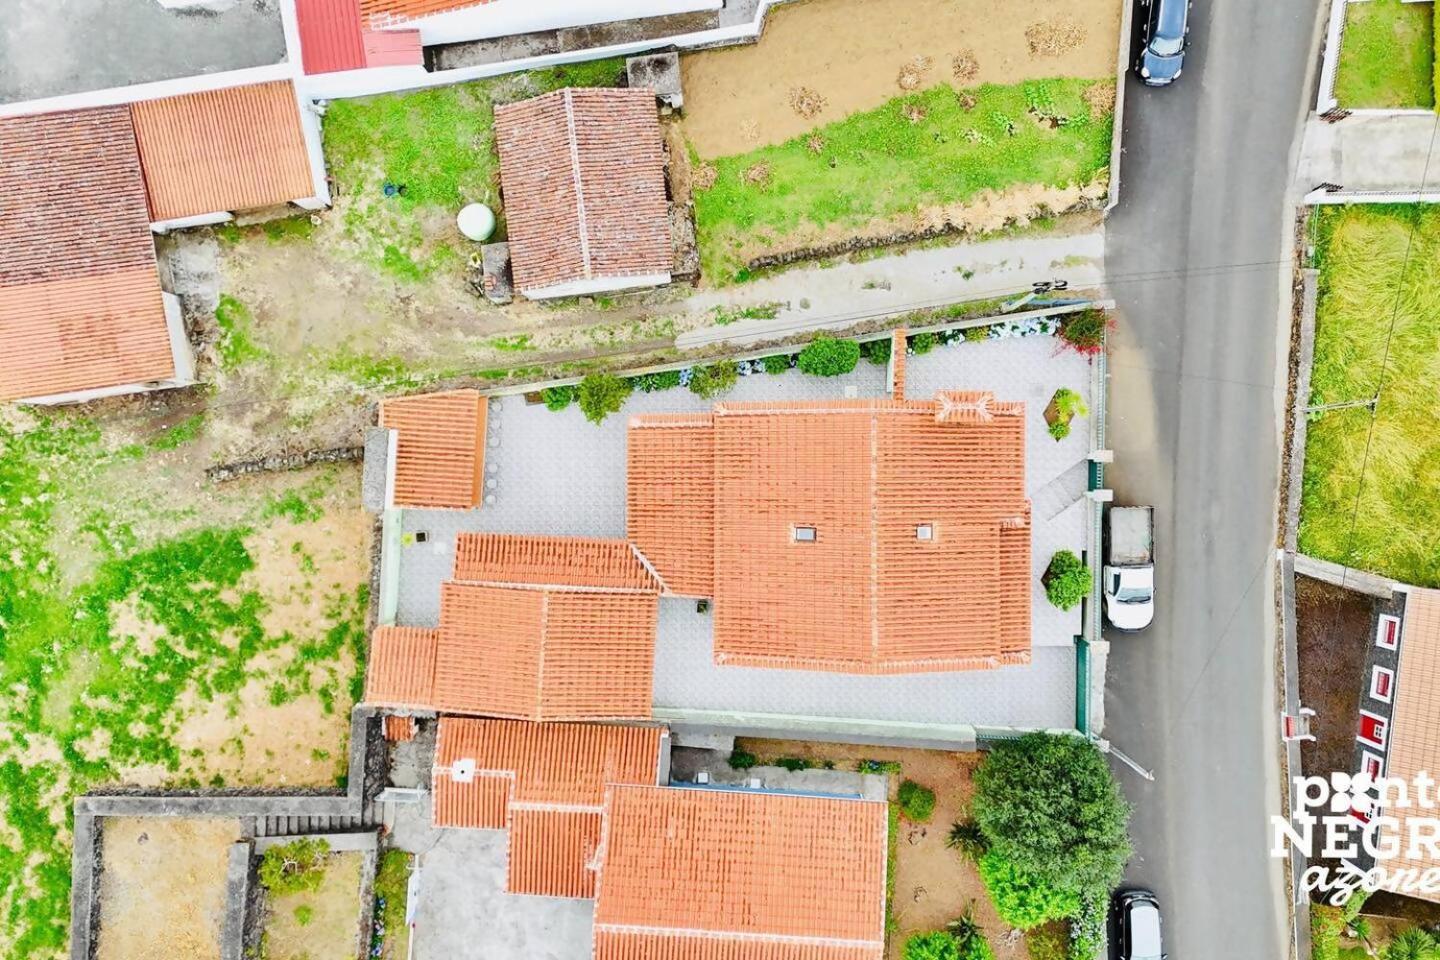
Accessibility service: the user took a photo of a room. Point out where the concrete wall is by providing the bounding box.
[386,0,722,46]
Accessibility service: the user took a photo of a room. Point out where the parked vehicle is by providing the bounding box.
[1104,505,1155,631]
[1134,0,1191,86]
[1116,889,1166,960]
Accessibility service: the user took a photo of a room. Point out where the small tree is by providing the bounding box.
[1043,550,1092,611]
[542,384,576,411]
[976,851,1081,930]
[797,336,861,376]
[972,733,1131,900]
[576,373,632,424]
[258,838,331,896]
[903,931,960,960]
[898,779,937,822]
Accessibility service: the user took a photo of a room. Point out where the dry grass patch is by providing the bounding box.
[1025,18,1087,57]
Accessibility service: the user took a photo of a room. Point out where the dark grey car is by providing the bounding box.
[1135,0,1191,86]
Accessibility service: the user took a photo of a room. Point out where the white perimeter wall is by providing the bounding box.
[389,0,722,46]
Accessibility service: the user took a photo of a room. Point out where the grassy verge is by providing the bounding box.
[1300,205,1440,585]
[692,77,1113,283]
[1335,0,1434,109]
[0,414,368,959]
[373,849,412,960]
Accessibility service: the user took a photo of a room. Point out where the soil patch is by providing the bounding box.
[680,0,1122,157]
[1295,575,1375,783]
[97,818,239,960]
[264,852,365,960]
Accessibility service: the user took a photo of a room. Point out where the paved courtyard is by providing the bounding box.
[390,332,1094,731]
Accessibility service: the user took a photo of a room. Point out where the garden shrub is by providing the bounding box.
[797,336,861,376]
[1067,888,1107,960]
[977,851,1080,930]
[947,907,995,960]
[775,757,812,772]
[1043,550,1092,611]
[762,354,793,374]
[903,931,960,960]
[259,838,331,896]
[728,749,758,769]
[1025,925,1068,960]
[688,361,739,399]
[542,384,576,411]
[972,733,1131,900]
[858,758,904,775]
[946,820,989,862]
[898,779,937,822]
[577,373,632,424]
[964,325,990,342]
[863,337,893,365]
[632,370,683,392]
[910,332,937,354]
[294,904,314,926]
[1051,387,1088,420]
[1048,420,1071,441]
[1058,310,1108,355]
[1310,904,1344,960]
[1386,928,1439,960]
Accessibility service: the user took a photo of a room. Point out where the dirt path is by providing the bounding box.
[681,0,1122,157]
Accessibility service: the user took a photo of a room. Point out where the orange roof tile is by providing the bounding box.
[0,107,174,402]
[433,581,657,720]
[627,415,715,597]
[130,81,316,222]
[454,533,659,591]
[627,395,1031,673]
[379,389,488,509]
[889,329,907,400]
[365,626,438,707]
[594,786,886,960]
[360,0,495,28]
[432,719,662,897]
[494,88,671,296]
[382,715,417,741]
[1377,588,1440,897]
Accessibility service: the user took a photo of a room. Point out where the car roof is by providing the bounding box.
[1128,897,1163,957]
[1156,0,1187,39]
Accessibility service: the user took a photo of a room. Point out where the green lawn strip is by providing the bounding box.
[1300,205,1440,584]
[1335,0,1434,109]
[372,849,412,958]
[0,416,367,960]
[320,58,626,281]
[694,78,1113,283]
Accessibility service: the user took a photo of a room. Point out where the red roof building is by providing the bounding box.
[0,107,179,403]
[378,389,488,509]
[295,0,423,74]
[628,393,1031,673]
[593,785,888,960]
[493,88,671,300]
[432,718,663,897]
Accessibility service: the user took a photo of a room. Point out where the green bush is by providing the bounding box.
[863,337,893,365]
[259,838,331,896]
[1067,888,1107,960]
[947,906,995,960]
[858,758,904,775]
[903,931,960,960]
[1048,420,1070,441]
[1043,550,1092,611]
[542,384,576,411]
[1386,928,1439,960]
[775,757,812,771]
[977,851,1081,930]
[294,904,314,926]
[688,362,739,399]
[946,820,989,862]
[1052,387,1088,420]
[1310,904,1344,960]
[577,373,632,424]
[762,354,793,374]
[963,326,990,343]
[910,332,937,355]
[1058,310,1108,355]
[972,733,1131,900]
[632,370,683,392]
[898,779,937,822]
[797,337,861,376]
[1025,926,1068,960]
[728,750,758,769]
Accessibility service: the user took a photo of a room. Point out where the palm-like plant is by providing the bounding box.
[1386,927,1440,960]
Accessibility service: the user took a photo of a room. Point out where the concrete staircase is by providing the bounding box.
[251,801,379,838]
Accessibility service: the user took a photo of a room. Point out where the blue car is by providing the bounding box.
[1135,0,1191,86]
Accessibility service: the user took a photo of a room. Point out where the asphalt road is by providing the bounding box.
[1102,0,1323,956]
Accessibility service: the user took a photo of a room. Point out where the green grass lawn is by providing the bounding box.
[1335,0,1434,109]
[1300,205,1440,585]
[693,78,1113,283]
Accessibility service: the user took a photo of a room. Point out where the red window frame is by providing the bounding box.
[1377,614,1401,650]
[1370,666,1395,704]
[1358,710,1388,748]
[1361,752,1384,780]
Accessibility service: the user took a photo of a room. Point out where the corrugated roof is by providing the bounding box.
[626,394,1031,673]
[432,718,663,897]
[494,88,670,295]
[593,786,886,960]
[379,389,488,509]
[0,107,175,401]
[1377,588,1440,897]
[365,626,438,707]
[454,533,659,591]
[359,0,496,29]
[130,81,316,222]
[295,0,368,73]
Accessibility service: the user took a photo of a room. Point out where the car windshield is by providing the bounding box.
[1116,585,1151,603]
[1150,0,1186,55]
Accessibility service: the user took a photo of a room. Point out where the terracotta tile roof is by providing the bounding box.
[378,389,488,509]
[627,394,1030,673]
[433,580,657,720]
[0,107,175,402]
[454,533,659,591]
[1379,588,1440,895]
[360,0,496,31]
[365,626,438,707]
[130,81,316,222]
[494,88,671,296]
[432,718,663,897]
[889,330,907,399]
[627,415,715,597]
[593,786,886,960]
[382,715,417,741]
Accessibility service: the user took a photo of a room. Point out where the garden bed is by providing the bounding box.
[1334,0,1434,109]
[1294,576,1373,808]
[1299,204,1440,585]
[260,845,365,960]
